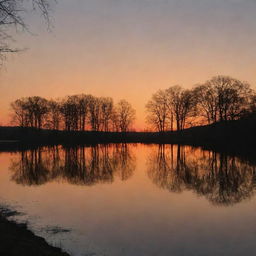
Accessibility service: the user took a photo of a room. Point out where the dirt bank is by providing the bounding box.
[0,208,70,256]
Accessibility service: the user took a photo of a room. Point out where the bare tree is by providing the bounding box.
[0,0,54,59]
[11,96,48,128]
[89,96,102,131]
[193,84,218,124]
[194,76,253,123]
[115,99,136,132]
[31,96,48,128]
[45,99,61,130]
[11,98,27,126]
[110,107,120,132]
[11,94,123,132]
[60,96,79,131]
[100,97,113,132]
[213,76,252,121]
[76,94,92,131]
[146,90,169,132]
[166,85,196,130]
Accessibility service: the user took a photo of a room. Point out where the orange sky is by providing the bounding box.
[0,0,255,130]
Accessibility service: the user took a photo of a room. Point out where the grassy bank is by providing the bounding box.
[0,207,70,256]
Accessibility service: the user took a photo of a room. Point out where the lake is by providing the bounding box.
[0,144,255,256]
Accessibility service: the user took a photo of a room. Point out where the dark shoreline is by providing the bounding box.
[1,118,256,151]
[0,206,70,256]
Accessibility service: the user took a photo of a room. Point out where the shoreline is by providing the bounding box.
[0,118,256,147]
[0,207,70,256]
[0,119,256,158]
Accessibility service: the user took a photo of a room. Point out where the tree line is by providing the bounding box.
[146,75,256,132]
[10,75,256,133]
[11,95,136,132]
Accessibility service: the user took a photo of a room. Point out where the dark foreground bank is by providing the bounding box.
[0,209,70,256]
[0,117,256,150]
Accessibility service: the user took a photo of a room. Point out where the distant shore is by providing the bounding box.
[0,118,256,150]
[0,207,70,256]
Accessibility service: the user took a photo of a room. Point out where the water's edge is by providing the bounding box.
[0,206,70,256]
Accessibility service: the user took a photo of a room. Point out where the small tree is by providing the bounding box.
[115,100,136,132]
[146,90,169,132]
[166,85,196,130]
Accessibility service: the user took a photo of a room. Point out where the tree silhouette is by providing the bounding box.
[146,90,169,132]
[11,95,137,132]
[11,96,48,128]
[45,99,61,130]
[146,86,196,131]
[115,99,136,132]
[166,85,196,130]
[194,76,252,123]
[146,76,255,131]
[0,0,54,60]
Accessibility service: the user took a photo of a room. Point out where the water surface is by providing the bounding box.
[0,144,255,256]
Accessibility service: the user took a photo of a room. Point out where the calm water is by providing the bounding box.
[0,144,256,256]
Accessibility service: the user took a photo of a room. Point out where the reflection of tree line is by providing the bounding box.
[10,144,135,186]
[147,145,256,206]
[10,144,256,206]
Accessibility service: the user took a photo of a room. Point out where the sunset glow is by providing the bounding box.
[0,0,255,130]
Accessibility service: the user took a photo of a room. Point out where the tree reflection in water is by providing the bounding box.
[9,144,256,206]
[10,144,136,187]
[147,145,256,206]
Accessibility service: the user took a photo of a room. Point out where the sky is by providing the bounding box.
[0,0,256,130]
